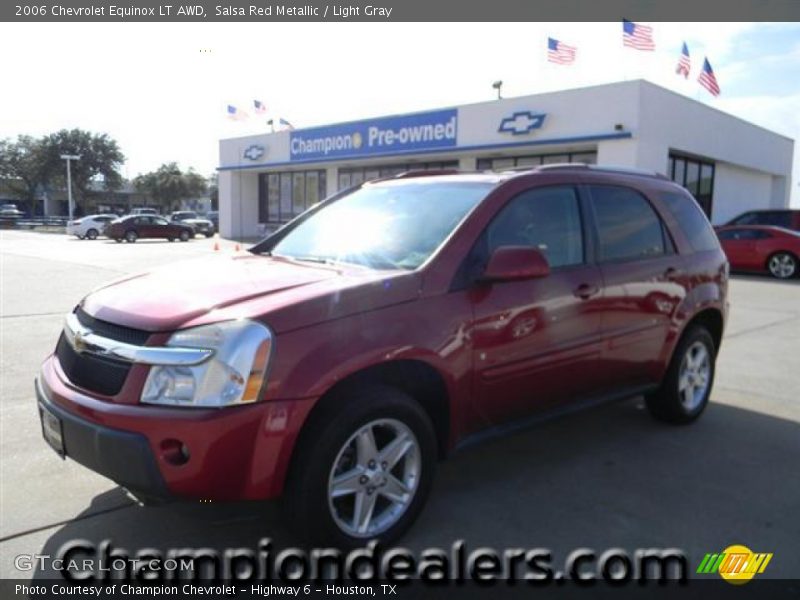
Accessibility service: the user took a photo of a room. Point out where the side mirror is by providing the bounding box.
[481,246,550,282]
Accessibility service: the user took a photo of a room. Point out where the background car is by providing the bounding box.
[169,211,215,237]
[66,214,117,240]
[716,225,800,279]
[105,215,194,243]
[130,207,159,216]
[206,210,219,229]
[724,209,800,232]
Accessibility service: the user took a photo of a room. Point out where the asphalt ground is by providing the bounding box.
[0,229,798,582]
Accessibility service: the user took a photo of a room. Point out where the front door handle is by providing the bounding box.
[573,283,600,300]
[664,267,683,281]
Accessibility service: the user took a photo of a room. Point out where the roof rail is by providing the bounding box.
[393,169,461,179]
[522,163,668,180]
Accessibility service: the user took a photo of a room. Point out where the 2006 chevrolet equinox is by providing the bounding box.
[37,165,729,546]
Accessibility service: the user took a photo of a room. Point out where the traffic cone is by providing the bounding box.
[234,243,241,252]
[213,233,220,251]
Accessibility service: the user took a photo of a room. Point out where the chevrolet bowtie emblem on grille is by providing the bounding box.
[243,144,266,161]
[72,330,89,353]
[498,111,547,135]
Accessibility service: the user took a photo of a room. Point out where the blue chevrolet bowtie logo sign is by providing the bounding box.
[498,111,547,135]
[243,144,266,161]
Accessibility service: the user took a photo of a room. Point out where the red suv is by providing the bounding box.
[36,166,728,546]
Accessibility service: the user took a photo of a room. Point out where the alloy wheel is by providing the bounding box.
[768,253,796,279]
[678,341,711,411]
[327,418,420,538]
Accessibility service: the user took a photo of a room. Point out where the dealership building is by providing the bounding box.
[217,79,794,238]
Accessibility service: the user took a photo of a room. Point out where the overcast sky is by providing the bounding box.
[1,22,798,204]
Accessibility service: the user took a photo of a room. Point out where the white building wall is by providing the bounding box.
[218,170,259,239]
[711,163,774,225]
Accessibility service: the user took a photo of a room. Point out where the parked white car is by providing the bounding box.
[66,214,118,239]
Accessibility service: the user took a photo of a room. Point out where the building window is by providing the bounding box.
[668,154,715,218]
[258,169,326,223]
[476,151,597,171]
[338,161,459,190]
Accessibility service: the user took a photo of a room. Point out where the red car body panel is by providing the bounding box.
[37,170,729,501]
[716,225,800,274]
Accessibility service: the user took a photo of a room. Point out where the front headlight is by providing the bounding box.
[141,320,273,408]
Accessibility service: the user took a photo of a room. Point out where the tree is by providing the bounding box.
[133,163,208,212]
[0,136,51,215]
[39,129,125,206]
[0,129,125,215]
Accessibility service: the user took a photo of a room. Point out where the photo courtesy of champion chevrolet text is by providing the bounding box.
[0,1,798,598]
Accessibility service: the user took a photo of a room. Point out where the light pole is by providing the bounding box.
[492,80,503,100]
[60,154,80,220]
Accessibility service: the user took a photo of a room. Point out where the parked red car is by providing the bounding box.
[716,225,800,279]
[36,166,729,546]
[724,209,800,233]
[105,215,194,243]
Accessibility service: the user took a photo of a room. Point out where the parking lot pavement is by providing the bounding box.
[1,230,798,579]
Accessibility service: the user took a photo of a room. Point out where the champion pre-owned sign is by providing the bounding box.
[290,109,457,161]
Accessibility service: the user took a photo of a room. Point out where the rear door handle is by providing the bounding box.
[573,283,600,300]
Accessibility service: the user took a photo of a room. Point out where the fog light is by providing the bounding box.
[160,438,190,466]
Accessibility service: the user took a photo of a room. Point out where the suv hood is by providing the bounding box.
[81,254,420,333]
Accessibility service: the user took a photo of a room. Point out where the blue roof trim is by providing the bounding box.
[217,131,633,171]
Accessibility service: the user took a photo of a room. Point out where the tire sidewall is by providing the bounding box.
[86,228,98,240]
[125,230,137,243]
[286,386,436,548]
[654,326,716,423]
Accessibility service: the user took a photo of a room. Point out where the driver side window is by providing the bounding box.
[487,186,585,268]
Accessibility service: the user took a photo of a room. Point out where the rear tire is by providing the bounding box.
[646,325,716,424]
[86,228,99,240]
[114,238,122,243]
[767,252,797,279]
[283,385,436,548]
[179,230,190,242]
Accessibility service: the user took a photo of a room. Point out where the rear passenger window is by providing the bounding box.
[590,186,665,262]
[487,186,584,268]
[660,191,720,252]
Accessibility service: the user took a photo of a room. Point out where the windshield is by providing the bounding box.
[271,180,492,270]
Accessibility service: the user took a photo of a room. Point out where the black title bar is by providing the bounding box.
[4,0,800,22]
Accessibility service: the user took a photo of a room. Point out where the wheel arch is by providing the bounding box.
[291,359,452,464]
[683,307,724,353]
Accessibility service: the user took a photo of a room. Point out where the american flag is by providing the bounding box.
[622,19,655,51]
[253,100,267,114]
[227,105,249,121]
[278,117,295,130]
[547,37,577,65]
[698,58,721,97]
[676,42,691,78]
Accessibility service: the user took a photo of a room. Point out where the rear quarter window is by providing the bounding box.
[660,191,720,252]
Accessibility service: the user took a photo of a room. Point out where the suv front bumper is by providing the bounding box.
[36,355,314,501]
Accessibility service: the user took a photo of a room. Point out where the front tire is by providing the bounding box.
[767,252,797,279]
[284,385,436,548]
[646,325,716,424]
[179,230,190,242]
[125,230,138,243]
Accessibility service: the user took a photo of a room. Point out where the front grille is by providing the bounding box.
[76,307,150,345]
[56,334,131,396]
[56,309,151,396]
